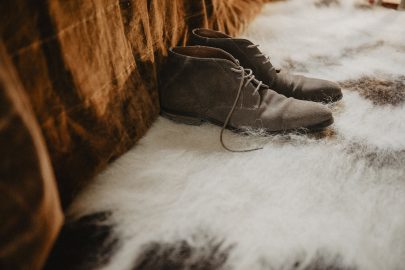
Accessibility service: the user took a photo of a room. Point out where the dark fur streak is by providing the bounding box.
[341,40,385,58]
[302,253,356,270]
[345,142,405,169]
[45,212,118,270]
[132,236,234,270]
[260,251,356,270]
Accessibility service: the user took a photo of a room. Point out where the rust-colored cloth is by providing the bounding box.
[0,42,63,270]
[0,0,265,269]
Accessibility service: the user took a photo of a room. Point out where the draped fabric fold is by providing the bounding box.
[0,41,63,270]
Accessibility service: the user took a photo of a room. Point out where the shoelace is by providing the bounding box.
[247,44,271,64]
[219,64,265,152]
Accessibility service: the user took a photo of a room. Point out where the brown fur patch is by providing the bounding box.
[308,128,337,140]
[341,40,385,58]
[311,55,341,67]
[281,57,309,72]
[345,142,405,169]
[340,75,405,106]
[354,2,373,9]
[315,0,341,7]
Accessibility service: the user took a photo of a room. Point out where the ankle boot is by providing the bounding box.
[158,46,333,151]
[189,28,342,103]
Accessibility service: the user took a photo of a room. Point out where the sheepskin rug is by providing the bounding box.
[52,1,405,269]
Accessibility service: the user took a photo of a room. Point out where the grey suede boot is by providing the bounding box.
[189,28,342,103]
[159,46,333,151]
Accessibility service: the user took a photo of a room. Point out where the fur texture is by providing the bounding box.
[66,1,405,269]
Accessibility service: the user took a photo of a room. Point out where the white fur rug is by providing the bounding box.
[66,1,405,269]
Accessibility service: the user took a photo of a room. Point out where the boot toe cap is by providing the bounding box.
[302,78,342,103]
[282,100,334,131]
[304,103,334,130]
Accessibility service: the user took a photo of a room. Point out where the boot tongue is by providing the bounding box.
[212,49,240,66]
[234,39,277,86]
[222,50,240,66]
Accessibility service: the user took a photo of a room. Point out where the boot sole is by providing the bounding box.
[303,93,343,103]
[321,93,343,103]
[331,93,343,102]
[161,109,333,134]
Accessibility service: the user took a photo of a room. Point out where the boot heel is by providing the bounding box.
[161,111,204,126]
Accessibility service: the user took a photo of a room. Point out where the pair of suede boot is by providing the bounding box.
[159,29,342,151]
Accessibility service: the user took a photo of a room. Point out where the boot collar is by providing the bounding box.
[192,28,252,45]
[169,46,240,66]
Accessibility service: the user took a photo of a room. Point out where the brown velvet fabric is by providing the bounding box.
[0,0,265,269]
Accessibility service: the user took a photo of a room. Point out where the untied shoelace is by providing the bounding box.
[219,61,266,152]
